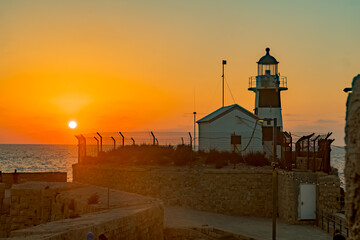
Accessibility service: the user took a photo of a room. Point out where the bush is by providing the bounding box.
[243,152,269,167]
[173,145,193,166]
[82,144,270,169]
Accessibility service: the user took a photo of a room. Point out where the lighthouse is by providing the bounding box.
[248,48,288,155]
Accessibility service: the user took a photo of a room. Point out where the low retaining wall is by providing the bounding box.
[1,172,67,189]
[73,164,274,217]
[1,182,163,239]
[10,204,163,240]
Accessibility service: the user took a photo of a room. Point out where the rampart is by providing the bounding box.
[0,182,163,239]
[73,164,341,225]
[0,172,67,189]
[73,164,274,217]
[345,74,360,238]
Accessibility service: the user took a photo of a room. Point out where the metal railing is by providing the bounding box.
[318,211,349,238]
[248,76,287,89]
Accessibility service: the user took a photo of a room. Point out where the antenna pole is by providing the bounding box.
[222,60,227,107]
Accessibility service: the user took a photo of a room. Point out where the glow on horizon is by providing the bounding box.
[0,0,359,145]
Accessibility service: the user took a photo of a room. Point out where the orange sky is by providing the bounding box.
[0,0,359,145]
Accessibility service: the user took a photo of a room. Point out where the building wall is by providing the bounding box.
[198,108,262,153]
[73,164,273,217]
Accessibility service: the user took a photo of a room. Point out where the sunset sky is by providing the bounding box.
[0,0,359,145]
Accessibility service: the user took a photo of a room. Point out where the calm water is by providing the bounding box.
[0,144,345,184]
[0,145,77,181]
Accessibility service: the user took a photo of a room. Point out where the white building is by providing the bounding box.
[197,104,262,154]
[197,48,287,155]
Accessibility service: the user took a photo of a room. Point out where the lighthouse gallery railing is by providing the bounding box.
[248,76,287,89]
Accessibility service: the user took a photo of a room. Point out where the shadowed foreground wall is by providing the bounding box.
[0,182,163,239]
[73,164,274,217]
[345,74,360,239]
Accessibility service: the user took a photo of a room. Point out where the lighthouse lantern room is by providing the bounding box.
[248,48,288,156]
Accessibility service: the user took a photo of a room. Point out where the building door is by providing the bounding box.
[299,184,316,220]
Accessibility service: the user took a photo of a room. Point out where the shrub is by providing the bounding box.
[173,145,194,166]
[243,152,269,167]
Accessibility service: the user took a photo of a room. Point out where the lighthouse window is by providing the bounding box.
[258,90,280,107]
[258,64,277,76]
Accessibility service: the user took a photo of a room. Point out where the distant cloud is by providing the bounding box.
[284,113,298,117]
[314,119,338,124]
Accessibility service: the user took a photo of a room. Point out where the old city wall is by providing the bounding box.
[345,74,360,239]
[0,182,163,239]
[277,170,340,224]
[73,164,276,217]
[1,172,67,189]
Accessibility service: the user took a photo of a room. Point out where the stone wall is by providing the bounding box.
[1,172,67,189]
[73,164,274,217]
[278,170,296,223]
[9,204,163,240]
[277,170,341,224]
[1,182,163,239]
[345,74,360,239]
[318,175,341,215]
[296,157,323,172]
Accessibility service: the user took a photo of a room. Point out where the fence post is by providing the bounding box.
[75,135,87,164]
[131,137,135,145]
[111,137,116,150]
[119,132,125,147]
[155,138,159,145]
[188,132,192,149]
[150,131,156,145]
[97,132,103,152]
[94,137,99,156]
[181,137,184,145]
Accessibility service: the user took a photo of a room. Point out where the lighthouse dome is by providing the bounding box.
[257,48,279,65]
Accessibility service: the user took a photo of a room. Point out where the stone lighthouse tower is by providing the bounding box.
[248,48,288,155]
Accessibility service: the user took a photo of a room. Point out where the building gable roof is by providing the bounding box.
[197,104,258,124]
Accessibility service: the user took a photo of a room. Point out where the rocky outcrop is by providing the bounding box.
[345,74,360,239]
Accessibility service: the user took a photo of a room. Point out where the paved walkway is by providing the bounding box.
[164,206,332,240]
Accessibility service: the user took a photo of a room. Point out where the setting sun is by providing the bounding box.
[68,121,77,129]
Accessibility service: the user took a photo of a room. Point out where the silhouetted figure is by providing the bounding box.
[0,171,2,183]
[13,169,18,184]
[333,229,346,240]
[86,232,94,240]
[98,234,108,240]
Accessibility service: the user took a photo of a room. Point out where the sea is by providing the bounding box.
[0,144,346,185]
